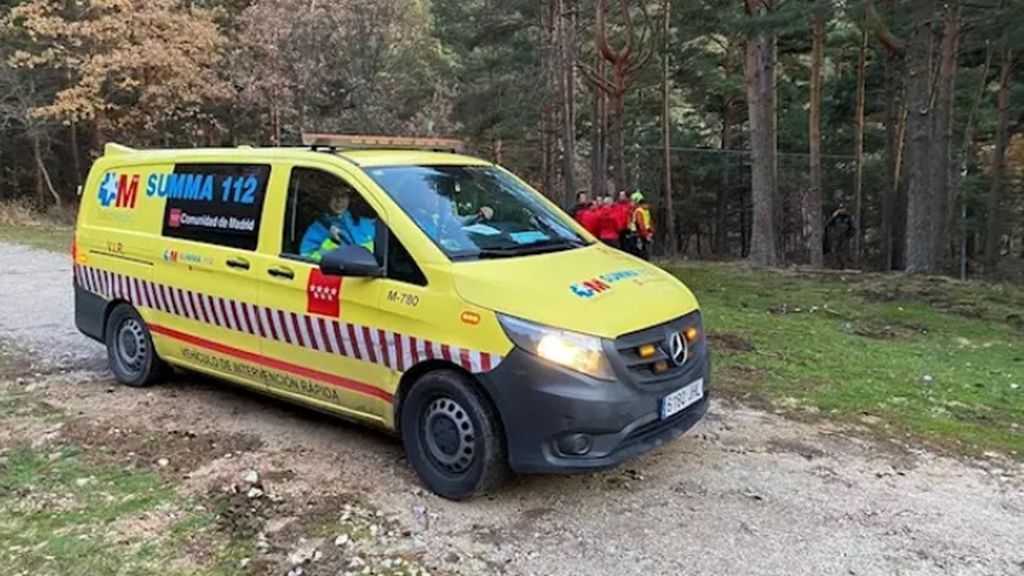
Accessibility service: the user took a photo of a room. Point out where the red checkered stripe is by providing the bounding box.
[74,265,503,374]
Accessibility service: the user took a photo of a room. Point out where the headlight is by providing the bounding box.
[497,314,615,380]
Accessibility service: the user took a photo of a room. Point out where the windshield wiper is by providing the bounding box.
[530,215,589,247]
[523,238,583,250]
[475,239,579,259]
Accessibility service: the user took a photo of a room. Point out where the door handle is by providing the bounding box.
[268,267,294,280]
[226,258,250,270]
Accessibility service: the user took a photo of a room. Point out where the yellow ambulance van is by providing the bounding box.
[73,135,709,499]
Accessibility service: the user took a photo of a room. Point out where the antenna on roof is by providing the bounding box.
[301,133,466,153]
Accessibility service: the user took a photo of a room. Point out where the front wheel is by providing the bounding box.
[400,370,507,500]
[104,303,165,387]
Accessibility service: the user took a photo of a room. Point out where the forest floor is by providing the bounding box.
[0,235,1022,576]
[668,261,1024,459]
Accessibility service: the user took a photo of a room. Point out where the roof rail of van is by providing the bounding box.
[104,143,136,156]
[300,133,466,153]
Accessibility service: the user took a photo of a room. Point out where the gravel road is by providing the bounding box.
[2,241,1022,576]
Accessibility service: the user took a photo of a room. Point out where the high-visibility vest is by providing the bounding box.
[302,213,376,262]
[630,205,653,238]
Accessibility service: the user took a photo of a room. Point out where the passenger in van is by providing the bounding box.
[400,189,493,241]
[459,205,494,226]
[300,190,378,262]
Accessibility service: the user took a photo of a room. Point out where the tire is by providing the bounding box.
[400,370,508,500]
[104,303,165,387]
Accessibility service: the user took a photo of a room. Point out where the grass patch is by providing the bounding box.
[0,446,177,575]
[0,369,261,575]
[0,443,264,576]
[669,262,1024,458]
[0,222,73,253]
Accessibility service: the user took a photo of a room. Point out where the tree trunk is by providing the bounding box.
[271,103,281,147]
[491,138,504,164]
[610,72,627,195]
[33,134,45,207]
[954,42,992,280]
[541,112,555,197]
[872,0,909,270]
[559,0,578,206]
[591,52,608,197]
[91,115,107,156]
[660,0,676,255]
[984,45,1013,271]
[716,41,738,256]
[69,122,82,188]
[904,0,942,274]
[541,0,557,198]
[852,26,868,265]
[928,5,959,271]
[881,51,901,270]
[893,93,909,269]
[806,11,825,267]
[592,0,650,197]
[740,180,749,257]
[30,129,61,209]
[744,0,780,267]
[715,98,734,256]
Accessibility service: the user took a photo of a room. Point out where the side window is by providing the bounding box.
[387,233,427,286]
[160,163,270,250]
[282,167,425,285]
[283,167,381,262]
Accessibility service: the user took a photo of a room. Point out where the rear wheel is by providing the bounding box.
[105,303,165,387]
[400,370,507,500]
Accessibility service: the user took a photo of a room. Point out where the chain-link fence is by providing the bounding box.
[488,141,881,264]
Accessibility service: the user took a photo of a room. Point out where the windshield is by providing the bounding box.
[366,165,589,260]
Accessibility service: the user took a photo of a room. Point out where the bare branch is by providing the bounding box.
[635,0,655,58]
[578,62,615,95]
[862,0,906,58]
[595,0,619,64]
[626,44,655,77]
[617,0,635,61]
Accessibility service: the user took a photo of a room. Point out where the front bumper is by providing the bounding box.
[477,345,710,474]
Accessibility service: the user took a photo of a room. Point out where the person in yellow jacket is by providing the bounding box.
[628,192,654,260]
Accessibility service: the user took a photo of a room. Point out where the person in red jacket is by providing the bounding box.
[596,196,621,249]
[614,190,633,250]
[575,198,600,237]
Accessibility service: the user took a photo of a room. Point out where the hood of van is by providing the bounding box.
[451,244,699,339]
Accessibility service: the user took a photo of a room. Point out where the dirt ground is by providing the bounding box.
[2,242,1023,576]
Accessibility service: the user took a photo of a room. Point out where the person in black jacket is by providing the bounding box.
[824,205,857,269]
[570,191,590,219]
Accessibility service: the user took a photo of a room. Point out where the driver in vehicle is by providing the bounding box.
[460,205,494,226]
[300,189,378,262]
[395,183,493,242]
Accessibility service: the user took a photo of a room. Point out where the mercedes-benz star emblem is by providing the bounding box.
[669,331,687,366]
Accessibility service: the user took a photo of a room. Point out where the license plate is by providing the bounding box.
[661,379,704,420]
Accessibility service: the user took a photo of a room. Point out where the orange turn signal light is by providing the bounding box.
[684,327,700,343]
[638,344,657,358]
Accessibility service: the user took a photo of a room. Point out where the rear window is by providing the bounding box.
[158,163,270,250]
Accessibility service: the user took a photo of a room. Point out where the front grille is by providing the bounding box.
[613,311,704,385]
[625,407,688,445]
[621,392,708,447]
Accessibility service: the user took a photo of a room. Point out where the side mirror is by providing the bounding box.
[320,245,383,278]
